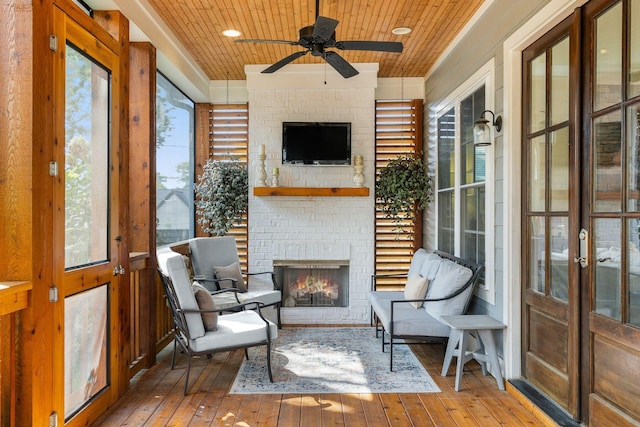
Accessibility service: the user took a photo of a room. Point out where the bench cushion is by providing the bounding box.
[368,291,451,338]
[424,259,472,319]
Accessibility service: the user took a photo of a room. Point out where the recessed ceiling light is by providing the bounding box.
[392,27,412,35]
[222,29,241,37]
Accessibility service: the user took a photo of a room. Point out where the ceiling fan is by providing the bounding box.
[234,0,403,78]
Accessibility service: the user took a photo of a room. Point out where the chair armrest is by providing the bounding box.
[209,287,242,304]
[244,271,281,291]
[180,300,264,315]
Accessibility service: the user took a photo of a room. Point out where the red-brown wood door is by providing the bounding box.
[522,12,581,419]
[523,1,640,424]
[581,0,640,424]
[52,6,123,426]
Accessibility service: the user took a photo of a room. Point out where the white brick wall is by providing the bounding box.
[246,65,377,324]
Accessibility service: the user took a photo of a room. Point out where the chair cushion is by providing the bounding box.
[424,259,472,319]
[403,275,429,308]
[213,262,247,292]
[165,252,206,339]
[407,248,429,278]
[190,310,278,354]
[368,291,451,338]
[418,252,444,282]
[192,282,218,331]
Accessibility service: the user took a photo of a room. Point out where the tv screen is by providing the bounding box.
[282,122,351,165]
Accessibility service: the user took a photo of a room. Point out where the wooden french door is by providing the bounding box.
[522,12,581,419]
[581,0,640,424]
[523,1,640,424]
[53,6,123,426]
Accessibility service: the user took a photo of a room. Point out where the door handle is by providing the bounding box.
[574,228,588,268]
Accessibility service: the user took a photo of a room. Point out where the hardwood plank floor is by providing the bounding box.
[95,327,549,426]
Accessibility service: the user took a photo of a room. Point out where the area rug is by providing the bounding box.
[229,327,440,394]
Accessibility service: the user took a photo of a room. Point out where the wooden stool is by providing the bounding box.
[440,314,506,391]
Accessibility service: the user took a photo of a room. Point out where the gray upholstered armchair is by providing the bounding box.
[188,236,282,328]
[157,249,278,394]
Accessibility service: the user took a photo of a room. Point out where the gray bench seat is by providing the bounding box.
[368,250,483,370]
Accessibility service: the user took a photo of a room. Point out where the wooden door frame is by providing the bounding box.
[18,1,130,425]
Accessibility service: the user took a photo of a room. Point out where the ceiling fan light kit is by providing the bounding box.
[235,3,403,79]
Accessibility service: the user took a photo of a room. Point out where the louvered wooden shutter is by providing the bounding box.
[208,103,249,269]
[374,99,423,289]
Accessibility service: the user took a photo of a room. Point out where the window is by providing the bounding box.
[156,72,195,246]
[435,62,495,303]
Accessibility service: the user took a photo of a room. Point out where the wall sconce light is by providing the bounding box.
[474,110,502,146]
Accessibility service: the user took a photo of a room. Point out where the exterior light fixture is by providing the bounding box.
[473,110,502,146]
[222,29,241,37]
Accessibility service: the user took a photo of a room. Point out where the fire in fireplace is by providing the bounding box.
[274,261,349,308]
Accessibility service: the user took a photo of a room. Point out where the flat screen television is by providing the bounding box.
[282,122,351,165]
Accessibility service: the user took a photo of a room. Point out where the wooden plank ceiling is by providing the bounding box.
[145,0,484,80]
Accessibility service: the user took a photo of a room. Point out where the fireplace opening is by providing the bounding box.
[274,261,349,308]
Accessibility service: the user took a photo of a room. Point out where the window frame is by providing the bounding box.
[434,60,496,304]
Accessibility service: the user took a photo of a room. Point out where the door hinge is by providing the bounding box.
[49,35,58,52]
[49,161,58,177]
[50,412,58,427]
[49,286,58,303]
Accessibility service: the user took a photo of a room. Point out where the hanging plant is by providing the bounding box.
[194,158,248,236]
[376,154,433,231]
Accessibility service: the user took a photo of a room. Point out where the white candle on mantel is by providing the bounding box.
[259,144,265,155]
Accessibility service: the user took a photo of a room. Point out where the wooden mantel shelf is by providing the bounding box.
[0,281,32,316]
[253,186,369,197]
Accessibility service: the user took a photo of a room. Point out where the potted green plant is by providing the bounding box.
[375,154,433,231]
[194,158,248,235]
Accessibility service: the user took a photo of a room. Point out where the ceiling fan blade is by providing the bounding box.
[336,40,403,53]
[313,16,339,43]
[235,39,299,46]
[262,50,309,74]
[324,51,359,78]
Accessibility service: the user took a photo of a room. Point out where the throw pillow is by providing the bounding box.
[212,262,247,292]
[192,282,218,331]
[404,274,429,308]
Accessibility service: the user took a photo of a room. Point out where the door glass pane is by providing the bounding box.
[65,46,109,269]
[65,285,109,419]
[628,218,640,326]
[550,216,569,302]
[530,52,547,133]
[593,111,622,212]
[630,0,640,98]
[595,2,622,111]
[438,191,455,253]
[529,216,546,294]
[550,127,570,212]
[530,135,546,211]
[628,104,640,212]
[551,37,570,125]
[594,218,622,320]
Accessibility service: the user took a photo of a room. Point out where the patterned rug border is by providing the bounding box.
[229,327,441,394]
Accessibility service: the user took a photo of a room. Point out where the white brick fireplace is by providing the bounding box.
[245,64,377,324]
